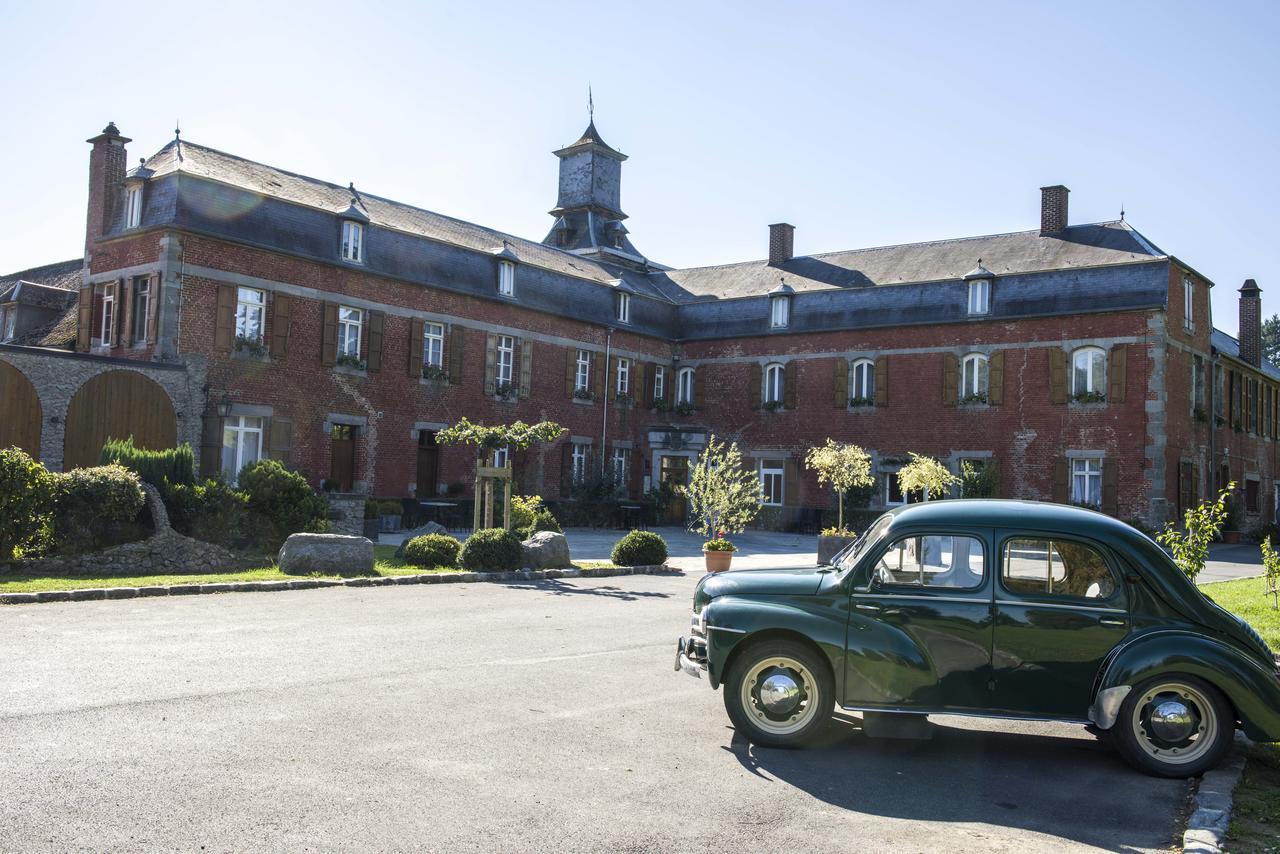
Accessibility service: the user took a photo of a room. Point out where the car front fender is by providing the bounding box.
[701,596,846,693]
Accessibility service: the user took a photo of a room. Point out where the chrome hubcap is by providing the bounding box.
[1148,700,1195,742]
[1131,682,1216,765]
[758,672,803,715]
[740,657,820,736]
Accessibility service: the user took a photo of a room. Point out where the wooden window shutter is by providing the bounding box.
[216,283,237,352]
[833,358,849,408]
[749,363,763,409]
[1052,459,1069,504]
[484,333,497,395]
[200,415,222,477]
[366,311,385,372]
[271,293,291,357]
[874,357,888,407]
[560,443,574,495]
[942,353,959,406]
[988,351,1005,405]
[76,284,93,351]
[269,416,294,464]
[1108,344,1127,403]
[407,317,424,377]
[608,356,619,402]
[630,446,644,499]
[120,278,135,348]
[109,278,124,347]
[632,362,646,405]
[1102,460,1119,516]
[519,338,533,398]
[145,275,160,343]
[1049,349,1068,404]
[564,348,577,397]
[593,351,605,397]
[320,302,338,366]
[986,459,1000,498]
[783,459,800,507]
[643,364,656,408]
[784,361,798,409]
[447,325,465,384]
[694,366,705,410]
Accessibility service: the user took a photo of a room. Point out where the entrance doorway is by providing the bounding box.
[659,455,690,525]
[330,424,357,492]
[417,430,439,497]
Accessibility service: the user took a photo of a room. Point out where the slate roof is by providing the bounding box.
[0,258,82,303]
[1211,329,1280,382]
[0,258,83,349]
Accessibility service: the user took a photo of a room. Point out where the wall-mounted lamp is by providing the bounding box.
[216,391,234,419]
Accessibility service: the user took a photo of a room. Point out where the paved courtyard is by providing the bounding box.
[2,572,1190,852]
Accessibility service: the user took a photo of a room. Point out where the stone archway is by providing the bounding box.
[0,360,42,457]
[63,370,177,469]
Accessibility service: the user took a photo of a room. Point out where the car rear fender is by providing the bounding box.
[701,597,845,693]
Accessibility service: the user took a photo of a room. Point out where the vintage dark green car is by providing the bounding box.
[674,500,1280,777]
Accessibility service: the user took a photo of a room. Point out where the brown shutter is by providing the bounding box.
[593,351,605,398]
[632,362,646,404]
[484,333,497,395]
[447,325,465,384]
[988,351,1004,405]
[109,279,123,347]
[120,278,135,347]
[145,276,160,343]
[643,364,657,408]
[1108,344,1127,403]
[1101,460,1119,516]
[1052,459,1069,504]
[608,356,619,402]
[269,416,294,464]
[76,284,93,351]
[565,348,577,397]
[271,293,291,357]
[215,283,236,352]
[1049,349,1068,404]
[519,338,533,398]
[630,446,644,499]
[694,366,705,410]
[874,357,888,407]
[200,414,222,477]
[783,459,800,507]
[320,302,338,366]
[560,443,574,495]
[833,358,849,408]
[784,361,798,409]
[407,317,424,377]
[942,353,958,406]
[366,311,385,372]
[986,459,1000,498]
[749,363,763,409]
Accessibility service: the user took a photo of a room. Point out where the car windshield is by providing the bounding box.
[832,514,894,574]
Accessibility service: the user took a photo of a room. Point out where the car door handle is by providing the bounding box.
[855,603,881,612]
[1098,617,1127,627]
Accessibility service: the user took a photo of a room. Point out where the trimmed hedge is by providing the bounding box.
[611,530,668,567]
[238,460,329,550]
[166,478,252,550]
[51,464,147,554]
[459,527,522,572]
[99,438,195,488]
[0,447,54,561]
[401,533,461,568]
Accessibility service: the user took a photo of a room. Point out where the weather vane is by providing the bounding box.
[588,84,594,122]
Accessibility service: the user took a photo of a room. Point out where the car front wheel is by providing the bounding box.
[723,640,833,748]
[1112,675,1234,778]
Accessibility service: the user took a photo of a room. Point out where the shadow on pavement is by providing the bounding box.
[501,579,672,601]
[722,713,1183,852]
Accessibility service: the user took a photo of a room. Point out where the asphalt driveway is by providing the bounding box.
[1,574,1186,852]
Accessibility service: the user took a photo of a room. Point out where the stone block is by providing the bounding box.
[104,587,139,599]
[277,533,374,576]
[519,531,571,569]
[68,589,107,601]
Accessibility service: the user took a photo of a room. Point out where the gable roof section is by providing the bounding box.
[1212,328,1280,382]
[0,258,83,303]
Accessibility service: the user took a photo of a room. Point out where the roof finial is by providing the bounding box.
[977,257,982,266]
[174,120,181,141]
[1120,201,1125,222]
[588,84,594,122]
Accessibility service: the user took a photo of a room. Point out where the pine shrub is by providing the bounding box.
[99,438,195,488]
[401,533,461,568]
[459,527,522,572]
[611,530,668,567]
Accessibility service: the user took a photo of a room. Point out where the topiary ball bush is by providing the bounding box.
[0,447,55,562]
[402,533,460,568]
[611,530,668,567]
[459,527,523,572]
[51,463,147,554]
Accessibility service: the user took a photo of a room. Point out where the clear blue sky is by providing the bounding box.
[4,0,1278,330]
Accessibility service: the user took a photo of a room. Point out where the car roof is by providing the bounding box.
[885,499,1127,534]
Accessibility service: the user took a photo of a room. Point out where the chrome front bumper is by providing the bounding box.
[674,637,708,679]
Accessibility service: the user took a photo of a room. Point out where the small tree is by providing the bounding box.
[805,439,873,534]
[1156,482,1235,582]
[1261,536,1280,610]
[435,418,564,530]
[960,460,999,499]
[897,452,960,502]
[682,435,763,545]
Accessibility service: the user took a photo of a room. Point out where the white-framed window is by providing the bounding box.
[759,459,785,506]
[961,353,989,399]
[1071,457,1103,508]
[125,185,143,229]
[764,363,785,405]
[100,282,116,345]
[338,306,362,357]
[423,322,444,368]
[676,367,695,405]
[221,415,263,484]
[653,366,665,402]
[1,306,15,342]
[235,287,265,343]
[1071,346,1106,397]
[496,334,514,385]
[851,358,875,402]
[612,447,629,490]
[770,295,790,328]
[498,260,516,296]
[616,357,630,395]
[341,221,363,263]
[616,292,630,324]
[968,279,990,315]
[575,349,592,392]
[884,472,905,506]
[571,443,589,484]
[492,445,509,468]
[132,277,151,342]
[1183,276,1194,331]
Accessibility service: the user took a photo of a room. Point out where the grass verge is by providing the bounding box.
[1201,575,1280,648]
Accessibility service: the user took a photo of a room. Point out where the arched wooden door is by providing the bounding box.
[0,361,42,457]
[63,370,177,469]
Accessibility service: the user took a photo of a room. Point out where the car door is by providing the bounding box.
[990,530,1130,719]
[843,527,995,712]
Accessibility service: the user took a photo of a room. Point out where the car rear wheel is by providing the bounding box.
[1112,675,1234,778]
[723,640,833,748]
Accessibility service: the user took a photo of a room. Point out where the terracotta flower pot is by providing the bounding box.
[1222,530,1241,544]
[704,549,734,573]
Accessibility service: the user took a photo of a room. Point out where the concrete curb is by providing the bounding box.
[1183,732,1251,854]
[0,564,681,606]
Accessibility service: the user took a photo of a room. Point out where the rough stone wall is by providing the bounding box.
[327,493,366,536]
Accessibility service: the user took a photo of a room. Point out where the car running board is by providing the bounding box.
[861,711,933,740]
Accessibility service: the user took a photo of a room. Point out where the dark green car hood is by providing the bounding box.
[694,566,832,610]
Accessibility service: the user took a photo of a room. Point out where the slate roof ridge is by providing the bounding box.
[0,257,84,288]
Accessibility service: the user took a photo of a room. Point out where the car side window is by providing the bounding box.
[1002,538,1117,600]
[873,535,985,590]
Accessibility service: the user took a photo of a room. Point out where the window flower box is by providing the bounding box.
[1071,390,1107,404]
[848,396,874,408]
[234,335,268,358]
[614,392,634,406]
[959,392,988,406]
[336,353,366,371]
[494,382,517,401]
[421,365,449,382]
[572,388,596,402]
[674,402,696,417]
[762,400,785,412]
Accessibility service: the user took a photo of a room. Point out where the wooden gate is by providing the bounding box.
[63,370,177,469]
[0,361,41,457]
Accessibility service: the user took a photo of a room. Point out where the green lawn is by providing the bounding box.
[1201,575,1280,648]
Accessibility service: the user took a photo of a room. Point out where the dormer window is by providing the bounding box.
[616,291,631,324]
[967,279,990,315]
[125,185,143,229]
[498,260,516,297]
[341,221,364,263]
[770,295,790,328]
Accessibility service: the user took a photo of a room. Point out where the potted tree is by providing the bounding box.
[897,452,960,503]
[805,439,874,564]
[682,435,763,573]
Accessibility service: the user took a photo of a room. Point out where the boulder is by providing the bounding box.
[278,533,374,575]
[520,531,571,569]
[394,521,448,557]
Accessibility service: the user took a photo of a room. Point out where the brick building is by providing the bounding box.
[1,119,1276,530]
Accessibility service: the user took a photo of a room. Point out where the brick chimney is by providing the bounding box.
[768,223,794,265]
[85,122,131,253]
[1239,278,1262,367]
[1040,185,1069,235]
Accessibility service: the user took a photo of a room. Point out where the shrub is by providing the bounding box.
[517,507,562,541]
[0,447,55,561]
[50,464,147,554]
[99,438,195,488]
[365,498,380,519]
[238,459,328,551]
[703,538,737,552]
[459,527,522,572]
[380,500,404,517]
[402,533,461,568]
[510,494,545,531]
[611,530,668,567]
[166,478,252,549]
